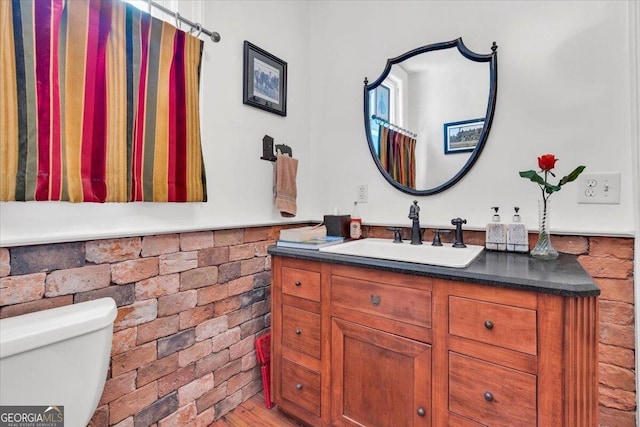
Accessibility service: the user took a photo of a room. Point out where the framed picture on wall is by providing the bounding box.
[444,118,484,154]
[243,41,287,116]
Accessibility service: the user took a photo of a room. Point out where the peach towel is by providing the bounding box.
[274,154,298,217]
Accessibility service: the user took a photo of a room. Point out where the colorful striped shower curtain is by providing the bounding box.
[0,0,207,202]
[378,126,416,189]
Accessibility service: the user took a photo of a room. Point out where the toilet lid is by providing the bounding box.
[0,297,117,359]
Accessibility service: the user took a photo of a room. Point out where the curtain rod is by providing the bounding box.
[146,0,221,42]
[372,115,417,138]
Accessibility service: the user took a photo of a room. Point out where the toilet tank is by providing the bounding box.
[0,298,117,426]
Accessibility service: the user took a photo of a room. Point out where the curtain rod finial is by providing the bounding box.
[211,32,221,43]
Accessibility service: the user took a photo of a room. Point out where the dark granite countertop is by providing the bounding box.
[268,244,600,297]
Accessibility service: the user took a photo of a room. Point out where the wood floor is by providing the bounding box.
[210,392,305,427]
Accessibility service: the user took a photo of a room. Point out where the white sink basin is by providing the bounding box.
[319,238,484,268]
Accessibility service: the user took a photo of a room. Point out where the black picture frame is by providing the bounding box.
[443,118,485,154]
[243,41,287,116]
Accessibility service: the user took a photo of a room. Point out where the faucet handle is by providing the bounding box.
[451,218,468,248]
[451,217,467,227]
[387,227,403,243]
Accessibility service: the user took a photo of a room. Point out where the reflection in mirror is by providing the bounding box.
[364,38,498,195]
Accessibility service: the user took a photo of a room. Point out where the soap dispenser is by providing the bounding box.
[507,207,529,253]
[485,207,507,251]
[350,202,362,239]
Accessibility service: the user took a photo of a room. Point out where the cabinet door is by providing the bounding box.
[332,318,431,427]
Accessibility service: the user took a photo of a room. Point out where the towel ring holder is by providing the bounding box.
[261,134,292,162]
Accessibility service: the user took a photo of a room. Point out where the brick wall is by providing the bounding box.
[0,226,636,426]
[0,226,283,426]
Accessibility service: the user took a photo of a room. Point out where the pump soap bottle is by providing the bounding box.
[507,207,529,253]
[350,202,362,239]
[485,207,507,251]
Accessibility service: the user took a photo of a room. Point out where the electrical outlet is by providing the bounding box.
[357,185,368,203]
[577,173,621,204]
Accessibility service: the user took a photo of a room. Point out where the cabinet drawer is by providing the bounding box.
[332,275,431,328]
[449,296,537,355]
[282,305,321,359]
[449,352,536,427]
[281,358,321,417]
[282,267,321,302]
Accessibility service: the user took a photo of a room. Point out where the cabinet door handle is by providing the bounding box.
[296,383,303,390]
[295,280,301,287]
[417,407,426,417]
[484,320,494,330]
[370,294,381,307]
[484,391,494,402]
[295,328,302,335]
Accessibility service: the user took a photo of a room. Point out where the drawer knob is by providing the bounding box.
[295,281,301,287]
[295,328,302,335]
[417,407,426,417]
[370,294,381,307]
[296,383,303,391]
[484,320,494,330]
[484,391,494,402]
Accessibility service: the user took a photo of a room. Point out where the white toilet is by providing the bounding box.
[0,297,117,426]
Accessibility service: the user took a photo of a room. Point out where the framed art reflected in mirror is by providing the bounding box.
[243,41,287,116]
[444,118,484,154]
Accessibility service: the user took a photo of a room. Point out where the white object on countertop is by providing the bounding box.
[507,207,529,253]
[486,207,507,251]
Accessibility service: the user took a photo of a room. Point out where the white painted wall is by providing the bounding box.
[310,0,636,236]
[0,0,637,246]
[0,1,312,246]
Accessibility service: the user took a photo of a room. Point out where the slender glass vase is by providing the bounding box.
[531,199,559,259]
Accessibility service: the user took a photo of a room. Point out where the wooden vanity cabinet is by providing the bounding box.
[270,255,599,427]
[433,279,599,426]
[330,266,433,426]
[271,256,330,425]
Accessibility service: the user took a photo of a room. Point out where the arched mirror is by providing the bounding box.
[364,38,498,195]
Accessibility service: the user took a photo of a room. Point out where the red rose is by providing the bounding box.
[538,154,558,171]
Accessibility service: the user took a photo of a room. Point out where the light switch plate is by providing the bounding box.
[577,173,621,204]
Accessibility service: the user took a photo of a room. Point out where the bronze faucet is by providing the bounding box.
[408,200,422,245]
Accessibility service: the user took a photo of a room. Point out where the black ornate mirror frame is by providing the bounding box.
[364,38,498,195]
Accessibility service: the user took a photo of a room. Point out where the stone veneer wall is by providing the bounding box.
[0,225,636,426]
[0,226,284,426]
